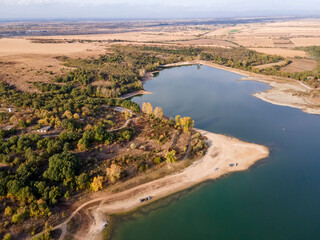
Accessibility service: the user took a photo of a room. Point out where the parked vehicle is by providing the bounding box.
[139,196,152,203]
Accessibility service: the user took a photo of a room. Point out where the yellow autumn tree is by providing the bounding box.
[154,107,163,119]
[106,164,123,183]
[123,110,131,120]
[54,116,61,128]
[142,102,153,115]
[91,176,103,192]
[63,110,73,119]
[165,150,177,163]
[180,117,194,133]
[175,115,181,126]
[73,113,80,120]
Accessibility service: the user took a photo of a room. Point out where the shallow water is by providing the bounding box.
[111,65,320,240]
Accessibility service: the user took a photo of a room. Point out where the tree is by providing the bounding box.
[76,173,89,190]
[154,107,163,119]
[48,186,60,205]
[4,206,13,216]
[11,208,29,223]
[142,102,153,115]
[64,191,70,200]
[63,110,73,119]
[2,233,12,240]
[123,110,131,120]
[106,164,123,183]
[176,115,194,131]
[165,150,177,163]
[175,115,181,127]
[91,176,103,192]
[43,152,80,182]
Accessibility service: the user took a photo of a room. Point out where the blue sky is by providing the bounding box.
[0,0,319,19]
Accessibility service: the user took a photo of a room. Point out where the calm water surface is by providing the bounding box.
[112,65,320,240]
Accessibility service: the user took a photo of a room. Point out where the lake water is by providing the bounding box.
[111,65,320,240]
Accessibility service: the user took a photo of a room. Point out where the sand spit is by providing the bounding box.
[82,129,269,240]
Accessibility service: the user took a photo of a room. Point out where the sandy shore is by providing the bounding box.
[81,129,269,239]
[163,60,320,115]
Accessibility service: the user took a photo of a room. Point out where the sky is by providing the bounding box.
[0,0,319,20]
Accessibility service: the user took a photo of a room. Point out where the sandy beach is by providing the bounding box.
[52,129,268,240]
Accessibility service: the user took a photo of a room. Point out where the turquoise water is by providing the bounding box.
[112,65,320,240]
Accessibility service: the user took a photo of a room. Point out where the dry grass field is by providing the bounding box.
[171,38,238,47]
[0,18,319,92]
[0,38,107,92]
[281,59,318,73]
[34,30,206,42]
[291,37,320,47]
[0,38,105,57]
[250,48,309,58]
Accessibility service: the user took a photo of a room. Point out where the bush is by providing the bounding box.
[154,157,162,164]
[12,208,29,223]
[4,206,13,216]
[3,233,12,240]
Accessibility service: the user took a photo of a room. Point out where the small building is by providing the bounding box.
[8,108,13,113]
[37,125,52,133]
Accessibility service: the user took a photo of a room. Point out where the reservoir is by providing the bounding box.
[111,65,320,240]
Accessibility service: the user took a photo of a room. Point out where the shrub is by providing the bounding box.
[3,233,12,240]
[4,206,13,216]
[12,208,29,223]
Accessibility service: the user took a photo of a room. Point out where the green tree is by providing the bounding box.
[43,152,80,182]
[76,173,89,190]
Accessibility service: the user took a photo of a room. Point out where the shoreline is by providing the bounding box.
[81,130,269,240]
